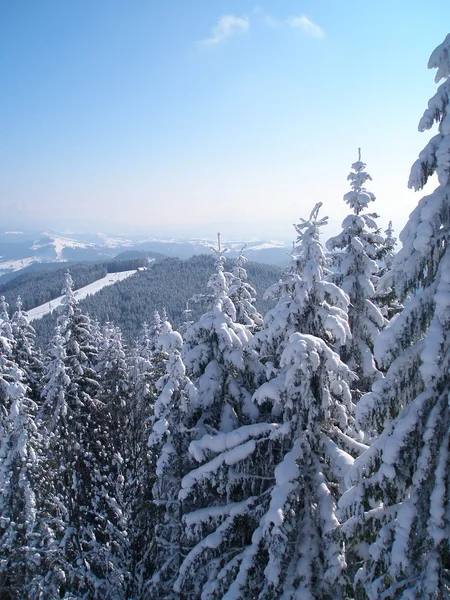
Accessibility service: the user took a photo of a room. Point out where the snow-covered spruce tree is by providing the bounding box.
[167,235,265,598]
[37,272,129,599]
[146,323,197,600]
[125,322,158,599]
[339,35,450,599]
[183,234,263,432]
[0,336,15,444]
[0,352,42,599]
[373,223,403,322]
[11,296,43,404]
[228,245,263,332]
[174,208,363,599]
[0,296,14,342]
[377,221,397,276]
[327,152,387,400]
[30,327,70,598]
[97,322,129,469]
[146,310,172,391]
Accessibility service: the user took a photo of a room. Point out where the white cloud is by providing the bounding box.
[199,14,249,46]
[198,11,324,47]
[287,15,325,39]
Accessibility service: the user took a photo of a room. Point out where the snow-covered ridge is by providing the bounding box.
[0,257,37,274]
[26,270,138,322]
[31,233,96,260]
[0,230,291,279]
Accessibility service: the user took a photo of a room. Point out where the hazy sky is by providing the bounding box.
[1,1,450,241]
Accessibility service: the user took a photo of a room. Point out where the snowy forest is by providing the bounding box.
[1,32,450,600]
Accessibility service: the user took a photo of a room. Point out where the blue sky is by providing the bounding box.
[1,1,450,240]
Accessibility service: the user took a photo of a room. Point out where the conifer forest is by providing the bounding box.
[1,32,450,600]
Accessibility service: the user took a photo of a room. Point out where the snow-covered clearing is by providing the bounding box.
[26,270,137,321]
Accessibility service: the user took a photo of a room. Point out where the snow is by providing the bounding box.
[26,270,137,321]
[245,241,287,251]
[0,257,37,276]
[96,233,133,248]
[189,423,281,462]
[179,439,258,500]
[31,234,94,258]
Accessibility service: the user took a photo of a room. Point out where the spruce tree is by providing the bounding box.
[11,296,43,404]
[125,322,157,599]
[228,245,263,332]
[176,209,362,599]
[340,34,450,598]
[0,296,14,342]
[168,235,264,598]
[37,272,129,599]
[327,152,387,401]
[0,342,41,598]
[147,323,197,600]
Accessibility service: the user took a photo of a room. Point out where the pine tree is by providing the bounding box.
[327,152,387,400]
[340,34,450,598]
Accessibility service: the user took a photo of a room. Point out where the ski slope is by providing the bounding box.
[26,270,137,322]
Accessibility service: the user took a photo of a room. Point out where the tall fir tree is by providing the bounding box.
[340,34,450,599]
[326,152,387,401]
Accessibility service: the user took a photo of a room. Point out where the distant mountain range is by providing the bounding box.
[0,230,291,281]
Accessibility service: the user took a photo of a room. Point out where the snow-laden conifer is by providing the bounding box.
[0,345,41,598]
[373,222,403,322]
[340,34,450,598]
[38,272,129,599]
[11,296,43,403]
[327,153,387,400]
[176,209,361,599]
[228,245,263,332]
[183,234,262,432]
[0,337,15,444]
[168,235,265,598]
[147,323,197,600]
[125,322,158,599]
[0,296,13,341]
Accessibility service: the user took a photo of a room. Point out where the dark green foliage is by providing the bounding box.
[0,263,108,311]
[33,255,280,348]
[0,258,149,312]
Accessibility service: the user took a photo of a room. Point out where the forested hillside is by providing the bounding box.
[0,257,150,311]
[32,254,281,346]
